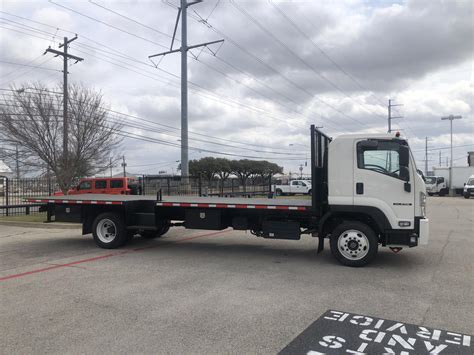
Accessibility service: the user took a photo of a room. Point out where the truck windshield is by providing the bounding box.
[425,177,436,184]
[467,178,474,185]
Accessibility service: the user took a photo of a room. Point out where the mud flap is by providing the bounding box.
[317,235,324,253]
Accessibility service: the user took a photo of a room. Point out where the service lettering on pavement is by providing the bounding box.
[279,310,472,354]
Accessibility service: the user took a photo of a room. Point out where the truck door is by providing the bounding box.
[353,139,415,228]
[290,180,299,194]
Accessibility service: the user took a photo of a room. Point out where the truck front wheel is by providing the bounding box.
[329,221,378,267]
[92,212,128,249]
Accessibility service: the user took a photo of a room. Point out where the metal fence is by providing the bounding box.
[140,175,272,197]
[0,176,57,216]
[0,175,273,216]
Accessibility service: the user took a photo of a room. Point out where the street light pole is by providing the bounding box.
[441,115,462,196]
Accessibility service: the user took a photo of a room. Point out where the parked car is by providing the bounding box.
[463,175,474,199]
[54,177,140,196]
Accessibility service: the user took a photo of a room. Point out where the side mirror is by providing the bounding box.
[399,145,410,167]
[400,166,410,182]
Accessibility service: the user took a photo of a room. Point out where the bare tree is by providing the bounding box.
[0,83,122,192]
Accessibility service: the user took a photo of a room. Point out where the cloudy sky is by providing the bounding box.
[0,0,473,176]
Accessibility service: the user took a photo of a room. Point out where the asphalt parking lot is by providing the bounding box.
[0,197,473,353]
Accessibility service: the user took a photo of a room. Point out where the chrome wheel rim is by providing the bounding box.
[97,219,117,243]
[337,229,369,260]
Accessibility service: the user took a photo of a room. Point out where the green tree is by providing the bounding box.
[215,158,232,194]
[230,159,254,192]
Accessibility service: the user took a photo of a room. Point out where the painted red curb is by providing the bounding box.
[0,230,229,282]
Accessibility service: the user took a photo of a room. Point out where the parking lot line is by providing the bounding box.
[0,229,229,282]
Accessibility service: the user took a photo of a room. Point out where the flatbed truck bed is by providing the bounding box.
[31,194,311,209]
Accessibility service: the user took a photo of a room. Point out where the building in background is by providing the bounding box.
[0,160,13,178]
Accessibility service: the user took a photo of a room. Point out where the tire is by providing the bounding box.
[308,189,312,195]
[329,221,378,267]
[275,189,283,196]
[92,212,128,249]
[464,194,470,199]
[439,188,447,197]
[427,192,434,196]
[142,223,170,239]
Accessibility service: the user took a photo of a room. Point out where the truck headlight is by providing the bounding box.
[420,192,427,217]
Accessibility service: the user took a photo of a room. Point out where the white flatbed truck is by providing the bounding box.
[29,126,429,267]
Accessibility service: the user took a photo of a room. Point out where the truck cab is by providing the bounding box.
[425,176,448,196]
[325,132,428,260]
[463,175,474,199]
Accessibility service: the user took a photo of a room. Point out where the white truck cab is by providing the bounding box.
[326,133,429,253]
[425,176,448,196]
[463,175,474,199]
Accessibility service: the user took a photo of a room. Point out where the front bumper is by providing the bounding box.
[418,217,429,245]
[382,217,429,247]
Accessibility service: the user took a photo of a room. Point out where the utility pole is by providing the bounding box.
[122,156,127,178]
[387,99,403,133]
[149,1,223,178]
[441,115,462,196]
[439,150,442,167]
[110,157,113,177]
[44,36,84,166]
[15,145,19,179]
[425,137,428,176]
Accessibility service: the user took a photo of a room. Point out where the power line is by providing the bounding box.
[229,0,382,124]
[0,59,61,72]
[85,1,338,129]
[185,4,371,129]
[1,96,307,156]
[268,1,385,119]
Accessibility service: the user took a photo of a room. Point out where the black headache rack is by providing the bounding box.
[310,124,332,216]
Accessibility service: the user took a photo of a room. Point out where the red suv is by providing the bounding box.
[54,177,140,195]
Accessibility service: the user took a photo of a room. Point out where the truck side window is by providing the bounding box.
[110,180,123,188]
[78,181,91,190]
[357,140,403,179]
[95,180,107,189]
[437,177,444,184]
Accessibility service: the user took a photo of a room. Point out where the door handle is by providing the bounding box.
[356,183,364,195]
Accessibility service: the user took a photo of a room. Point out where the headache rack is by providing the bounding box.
[310,124,332,216]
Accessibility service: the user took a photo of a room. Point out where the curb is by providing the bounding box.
[0,220,80,230]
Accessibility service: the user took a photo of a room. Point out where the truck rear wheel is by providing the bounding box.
[329,221,378,267]
[275,188,283,196]
[92,212,128,249]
